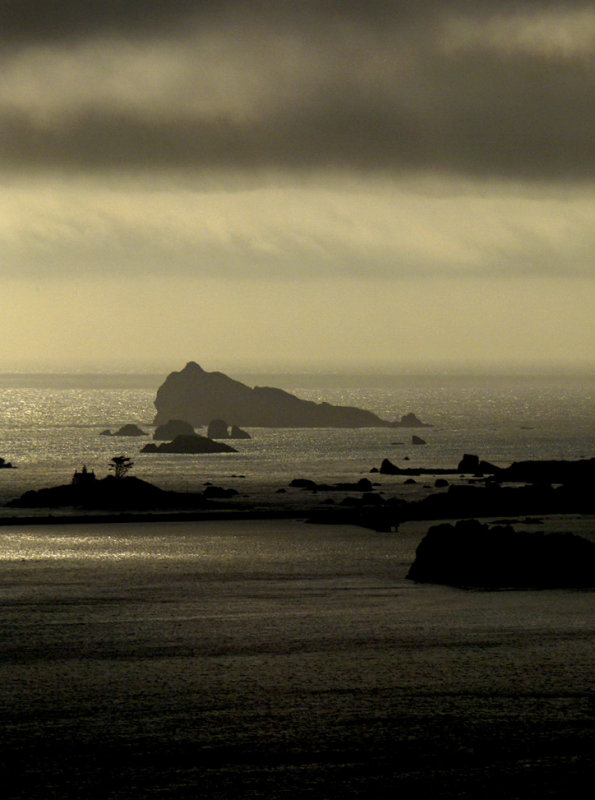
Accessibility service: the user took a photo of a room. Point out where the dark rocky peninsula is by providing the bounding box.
[407,519,595,588]
[6,474,209,511]
[153,362,430,428]
[0,457,15,469]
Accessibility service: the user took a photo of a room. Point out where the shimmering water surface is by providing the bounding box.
[0,375,593,797]
[0,373,593,510]
[0,519,593,798]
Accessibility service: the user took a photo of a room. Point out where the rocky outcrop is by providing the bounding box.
[395,413,432,428]
[100,424,147,437]
[153,419,195,440]
[230,425,251,439]
[141,434,237,454]
[207,419,252,439]
[207,419,230,439]
[457,454,500,475]
[407,519,595,588]
[153,362,429,428]
[411,435,426,445]
[0,457,15,469]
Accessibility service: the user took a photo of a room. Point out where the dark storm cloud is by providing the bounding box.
[1,1,587,42]
[0,0,593,180]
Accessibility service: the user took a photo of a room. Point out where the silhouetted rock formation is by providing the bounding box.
[6,475,208,511]
[100,424,147,437]
[153,419,195,440]
[495,458,595,484]
[0,457,15,469]
[457,454,500,475]
[411,435,426,445]
[378,458,452,476]
[396,413,432,428]
[153,362,429,428]
[141,434,237,454]
[230,425,251,439]
[407,519,595,588]
[207,419,230,438]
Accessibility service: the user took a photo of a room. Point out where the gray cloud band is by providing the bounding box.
[0,1,593,180]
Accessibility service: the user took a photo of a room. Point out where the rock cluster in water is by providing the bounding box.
[207,419,251,439]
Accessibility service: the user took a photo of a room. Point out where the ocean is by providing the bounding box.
[0,518,593,798]
[0,373,594,797]
[0,372,594,512]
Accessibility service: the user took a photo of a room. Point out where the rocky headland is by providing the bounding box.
[153,362,431,428]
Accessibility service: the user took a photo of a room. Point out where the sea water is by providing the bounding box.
[0,373,593,510]
[0,519,593,798]
[0,374,594,797]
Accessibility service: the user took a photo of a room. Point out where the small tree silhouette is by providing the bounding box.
[109,454,134,479]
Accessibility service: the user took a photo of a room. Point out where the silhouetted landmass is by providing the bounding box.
[495,458,595,484]
[153,419,195,440]
[6,474,208,511]
[407,519,595,588]
[153,361,431,428]
[141,434,237,454]
[0,457,15,469]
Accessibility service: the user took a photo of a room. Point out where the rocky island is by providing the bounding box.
[153,362,431,428]
[407,519,595,588]
[141,434,237,454]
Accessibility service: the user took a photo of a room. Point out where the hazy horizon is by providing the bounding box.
[2,2,593,374]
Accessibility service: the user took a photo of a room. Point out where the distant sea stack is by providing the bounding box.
[153,362,430,428]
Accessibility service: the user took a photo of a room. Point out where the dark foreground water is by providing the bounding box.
[0,519,593,798]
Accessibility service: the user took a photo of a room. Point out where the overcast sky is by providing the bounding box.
[1,0,593,373]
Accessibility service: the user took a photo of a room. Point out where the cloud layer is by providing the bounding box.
[1,1,593,179]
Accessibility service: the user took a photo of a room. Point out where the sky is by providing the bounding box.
[1,0,594,374]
